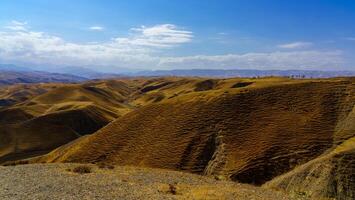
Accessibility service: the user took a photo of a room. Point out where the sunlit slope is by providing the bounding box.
[264,136,355,199]
[36,78,354,186]
[0,105,118,162]
[16,80,134,116]
[263,101,355,199]
[0,84,59,108]
[0,80,138,163]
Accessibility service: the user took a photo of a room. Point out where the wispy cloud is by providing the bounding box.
[4,20,28,31]
[116,24,193,48]
[89,26,104,31]
[278,41,313,49]
[0,23,193,68]
[159,51,343,70]
[344,37,355,41]
[0,21,345,71]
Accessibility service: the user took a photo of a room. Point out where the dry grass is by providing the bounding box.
[0,80,137,164]
[96,162,115,169]
[31,77,354,187]
[1,76,354,199]
[0,163,293,200]
[69,165,93,174]
[264,137,355,199]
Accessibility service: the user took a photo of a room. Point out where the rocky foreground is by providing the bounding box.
[0,163,297,200]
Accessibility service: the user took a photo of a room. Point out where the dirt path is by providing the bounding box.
[0,163,295,200]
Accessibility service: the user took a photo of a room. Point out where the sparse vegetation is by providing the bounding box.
[97,162,115,169]
[70,165,92,174]
[194,79,217,91]
[231,81,253,88]
[1,77,354,199]
[0,163,292,199]
[168,183,178,195]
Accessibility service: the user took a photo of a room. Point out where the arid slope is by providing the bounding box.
[33,77,354,191]
[263,106,355,199]
[0,80,139,163]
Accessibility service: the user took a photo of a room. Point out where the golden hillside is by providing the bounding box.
[263,107,355,199]
[29,77,354,198]
[2,77,354,199]
[0,80,140,163]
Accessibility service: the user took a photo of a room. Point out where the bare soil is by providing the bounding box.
[0,163,295,200]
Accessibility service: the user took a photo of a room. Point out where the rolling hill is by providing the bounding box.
[1,76,354,199]
[21,77,354,199]
[263,105,355,199]
[0,79,140,163]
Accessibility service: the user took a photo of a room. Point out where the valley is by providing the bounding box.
[0,76,354,199]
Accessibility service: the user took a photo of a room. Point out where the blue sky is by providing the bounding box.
[0,0,354,72]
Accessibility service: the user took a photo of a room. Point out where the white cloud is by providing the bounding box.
[89,26,104,31]
[278,41,313,49]
[116,24,193,48]
[5,20,28,31]
[0,23,192,69]
[158,51,344,70]
[0,22,345,71]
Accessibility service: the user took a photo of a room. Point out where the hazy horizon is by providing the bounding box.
[0,0,355,72]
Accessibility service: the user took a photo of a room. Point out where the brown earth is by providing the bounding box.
[1,77,354,199]
[0,80,140,163]
[18,77,354,199]
[0,163,294,200]
[263,113,355,199]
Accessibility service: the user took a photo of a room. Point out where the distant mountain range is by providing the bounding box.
[54,67,354,79]
[1,64,354,83]
[45,66,124,79]
[0,70,86,86]
[130,69,355,78]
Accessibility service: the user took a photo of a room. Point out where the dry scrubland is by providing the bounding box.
[0,163,293,200]
[0,76,354,199]
[0,80,135,163]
